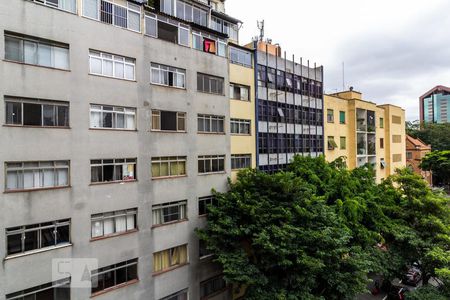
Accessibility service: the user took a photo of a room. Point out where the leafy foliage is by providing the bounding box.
[407,122,450,151]
[197,156,450,299]
[421,150,450,188]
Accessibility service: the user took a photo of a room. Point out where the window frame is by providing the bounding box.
[150,63,186,89]
[153,244,188,273]
[197,73,224,95]
[89,49,136,81]
[231,154,251,170]
[4,32,70,70]
[91,208,138,240]
[200,275,227,299]
[230,118,251,135]
[152,200,188,226]
[229,46,252,68]
[159,289,189,300]
[327,109,334,123]
[340,136,346,150]
[31,0,77,13]
[152,110,186,132]
[198,155,226,175]
[339,111,346,124]
[229,83,250,101]
[91,258,139,295]
[5,160,70,192]
[5,97,70,128]
[6,219,71,257]
[90,158,137,184]
[197,114,225,134]
[198,195,217,216]
[89,104,136,130]
[6,278,71,300]
[151,156,187,179]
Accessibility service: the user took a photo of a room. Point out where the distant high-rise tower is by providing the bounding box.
[420,85,450,124]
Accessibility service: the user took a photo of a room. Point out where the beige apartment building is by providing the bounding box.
[324,90,406,182]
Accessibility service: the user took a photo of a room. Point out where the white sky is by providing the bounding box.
[225,0,450,121]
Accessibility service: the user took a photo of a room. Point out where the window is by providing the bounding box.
[91,259,138,295]
[231,154,251,170]
[198,155,225,174]
[217,39,227,57]
[5,161,69,191]
[161,0,207,27]
[380,158,387,169]
[229,83,250,101]
[5,32,69,69]
[199,239,212,258]
[197,114,225,133]
[392,115,402,124]
[160,289,188,300]
[145,14,191,47]
[90,158,136,183]
[151,63,186,88]
[90,105,136,130]
[6,219,70,256]
[406,151,413,159]
[5,97,69,127]
[393,154,402,162]
[6,278,70,300]
[89,50,135,80]
[340,137,346,150]
[158,17,179,43]
[230,119,251,135]
[327,136,337,150]
[32,0,76,13]
[229,47,252,68]
[200,276,227,299]
[380,138,384,149]
[153,244,188,273]
[327,109,334,123]
[392,135,402,143]
[91,208,137,239]
[83,0,141,32]
[339,111,346,124]
[152,200,187,225]
[152,156,187,178]
[152,110,186,132]
[198,196,217,216]
[379,117,384,128]
[197,73,224,95]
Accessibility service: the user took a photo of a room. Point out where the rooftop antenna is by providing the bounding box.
[342,61,345,91]
[257,20,264,41]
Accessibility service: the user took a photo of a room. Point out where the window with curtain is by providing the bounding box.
[152,200,187,226]
[150,63,186,88]
[91,208,137,239]
[5,161,69,191]
[5,32,69,69]
[91,259,138,295]
[90,104,136,130]
[6,219,70,256]
[231,154,251,170]
[5,97,69,127]
[153,244,188,273]
[151,156,186,178]
[89,50,135,80]
[90,158,137,183]
[5,278,71,300]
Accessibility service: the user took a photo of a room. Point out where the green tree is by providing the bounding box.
[421,150,450,189]
[408,123,450,151]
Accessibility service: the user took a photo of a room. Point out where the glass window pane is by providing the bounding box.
[53,47,69,69]
[5,36,22,62]
[41,227,56,247]
[6,101,22,125]
[90,57,102,74]
[103,60,113,76]
[83,0,99,19]
[125,64,135,80]
[43,105,56,126]
[57,106,69,127]
[7,234,23,255]
[24,41,38,65]
[114,62,124,78]
[56,225,70,244]
[128,10,140,32]
[23,103,42,126]
[38,43,52,67]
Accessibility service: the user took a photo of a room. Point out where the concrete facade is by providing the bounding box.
[0,0,238,299]
[324,91,406,182]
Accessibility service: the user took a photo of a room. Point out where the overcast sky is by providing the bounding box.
[225,0,450,121]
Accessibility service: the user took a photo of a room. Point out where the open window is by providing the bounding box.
[158,20,178,43]
[328,136,338,150]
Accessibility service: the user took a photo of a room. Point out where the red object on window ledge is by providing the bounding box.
[203,39,216,54]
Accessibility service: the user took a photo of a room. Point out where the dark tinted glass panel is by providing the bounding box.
[158,21,178,43]
[103,165,114,181]
[7,234,22,255]
[161,111,177,131]
[57,106,69,127]
[56,225,70,244]
[127,263,138,281]
[23,103,42,126]
[6,102,22,125]
[24,230,38,252]
[41,228,56,247]
[115,266,127,285]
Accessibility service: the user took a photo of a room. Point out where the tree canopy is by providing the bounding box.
[421,150,450,189]
[197,156,450,299]
[407,122,450,151]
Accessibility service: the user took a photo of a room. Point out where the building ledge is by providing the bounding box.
[4,243,72,261]
[90,229,138,242]
[91,279,139,298]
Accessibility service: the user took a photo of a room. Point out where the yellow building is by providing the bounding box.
[324,90,406,182]
[229,43,256,180]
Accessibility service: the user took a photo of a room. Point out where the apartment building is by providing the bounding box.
[420,85,450,124]
[324,89,406,182]
[406,135,432,185]
[0,0,240,299]
[228,43,256,180]
[247,41,324,173]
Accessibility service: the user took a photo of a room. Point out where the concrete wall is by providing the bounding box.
[0,1,230,299]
